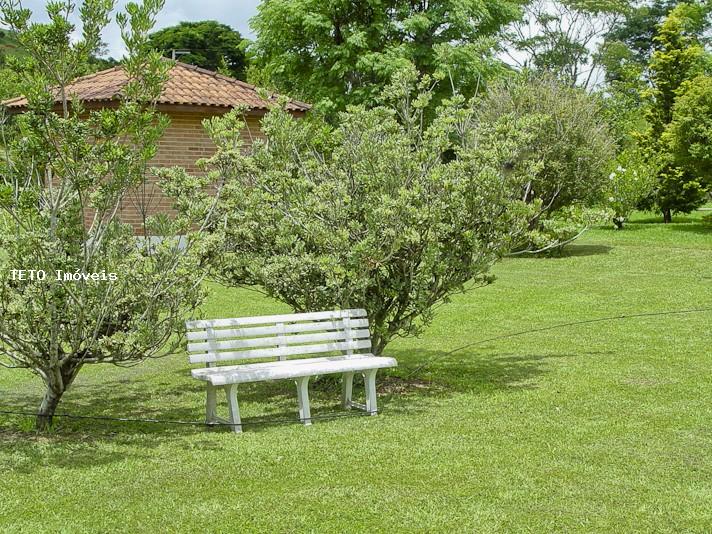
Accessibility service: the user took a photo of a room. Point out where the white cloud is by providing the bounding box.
[7,0,260,59]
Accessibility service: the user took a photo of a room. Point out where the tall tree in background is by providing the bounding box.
[249,0,523,117]
[148,20,247,79]
[663,74,712,190]
[475,73,615,248]
[505,0,629,90]
[641,1,710,221]
[600,0,690,83]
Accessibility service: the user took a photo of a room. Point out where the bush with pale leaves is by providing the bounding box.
[604,149,658,229]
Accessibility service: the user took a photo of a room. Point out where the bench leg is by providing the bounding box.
[295,377,312,426]
[206,383,218,424]
[341,372,355,409]
[225,384,242,433]
[363,369,378,416]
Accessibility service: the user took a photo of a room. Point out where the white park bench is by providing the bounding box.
[185,309,397,432]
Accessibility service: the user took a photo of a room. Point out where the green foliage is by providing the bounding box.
[603,148,658,228]
[0,29,23,99]
[639,1,711,219]
[522,205,611,253]
[0,65,21,100]
[474,73,616,250]
[639,163,709,218]
[170,69,531,354]
[600,0,682,83]
[646,1,710,134]
[506,0,630,89]
[249,0,522,118]
[0,0,207,430]
[148,20,248,79]
[663,74,712,188]
[599,77,649,150]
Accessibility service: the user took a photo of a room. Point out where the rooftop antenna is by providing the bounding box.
[171,49,190,61]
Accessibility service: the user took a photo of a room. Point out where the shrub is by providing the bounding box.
[521,205,611,253]
[604,148,658,229]
[474,73,616,250]
[173,70,532,354]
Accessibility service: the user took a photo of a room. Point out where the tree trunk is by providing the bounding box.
[36,386,63,431]
[663,208,672,224]
[35,363,81,431]
[371,330,389,357]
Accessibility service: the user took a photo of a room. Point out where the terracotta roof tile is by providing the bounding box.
[2,61,310,112]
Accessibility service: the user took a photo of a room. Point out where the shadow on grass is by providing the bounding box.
[667,223,712,236]
[633,215,702,224]
[0,346,578,470]
[558,244,613,258]
[509,244,612,259]
[598,224,650,233]
[384,348,576,393]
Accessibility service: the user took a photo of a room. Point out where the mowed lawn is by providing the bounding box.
[1,210,711,533]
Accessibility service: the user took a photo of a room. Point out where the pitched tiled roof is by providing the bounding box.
[2,61,310,112]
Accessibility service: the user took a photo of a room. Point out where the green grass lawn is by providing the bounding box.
[1,210,711,533]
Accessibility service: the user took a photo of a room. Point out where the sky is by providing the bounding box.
[16,0,261,58]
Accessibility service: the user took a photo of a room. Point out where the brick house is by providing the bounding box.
[2,62,310,233]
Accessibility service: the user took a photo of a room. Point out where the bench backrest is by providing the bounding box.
[185,309,371,365]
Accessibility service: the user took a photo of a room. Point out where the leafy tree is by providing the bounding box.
[474,73,616,250]
[505,0,629,89]
[0,27,117,103]
[599,0,712,83]
[168,69,532,354]
[148,20,247,79]
[646,2,709,133]
[600,0,681,82]
[88,53,119,70]
[641,1,710,221]
[599,72,649,150]
[604,147,658,228]
[0,30,30,100]
[0,65,21,101]
[249,0,523,118]
[0,0,208,430]
[663,74,712,189]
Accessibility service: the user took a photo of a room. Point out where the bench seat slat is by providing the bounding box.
[187,328,371,353]
[186,318,369,341]
[186,309,367,330]
[193,353,376,376]
[191,354,397,385]
[189,338,372,364]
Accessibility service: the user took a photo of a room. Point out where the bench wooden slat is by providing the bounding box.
[192,353,376,377]
[192,355,397,385]
[187,328,371,353]
[185,309,367,330]
[186,318,370,341]
[189,338,372,364]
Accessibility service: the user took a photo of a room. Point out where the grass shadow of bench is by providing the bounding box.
[0,345,580,447]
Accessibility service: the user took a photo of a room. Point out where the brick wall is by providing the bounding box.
[116,106,266,234]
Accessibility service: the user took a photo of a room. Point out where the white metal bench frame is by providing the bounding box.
[185,309,397,432]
